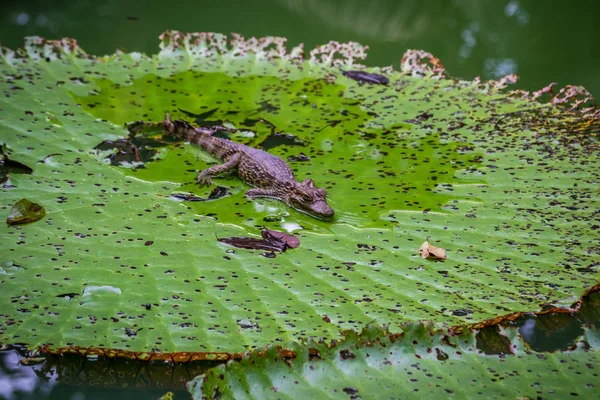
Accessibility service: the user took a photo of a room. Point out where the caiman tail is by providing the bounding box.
[163,112,213,143]
[162,112,235,161]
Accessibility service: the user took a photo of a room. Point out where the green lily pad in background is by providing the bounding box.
[191,308,600,399]
[0,32,598,354]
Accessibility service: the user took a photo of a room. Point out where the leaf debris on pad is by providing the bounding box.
[287,152,310,162]
[218,227,300,252]
[261,227,300,248]
[341,70,389,85]
[418,238,447,260]
[0,144,33,184]
[7,198,45,225]
[171,187,230,202]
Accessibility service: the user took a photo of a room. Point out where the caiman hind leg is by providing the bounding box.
[196,152,242,186]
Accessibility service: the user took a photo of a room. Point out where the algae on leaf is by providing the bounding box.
[0,32,598,354]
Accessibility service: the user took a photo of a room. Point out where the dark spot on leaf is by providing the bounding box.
[342,387,359,395]
[435,348,449,360]
[287,152,310,162]
[339,349,355,360]
[263,215,283,223]
[208,186,229,200]
[125,328,140,337]
[56,293,79,299]
[452,309,472,316]
[259,132,304,150]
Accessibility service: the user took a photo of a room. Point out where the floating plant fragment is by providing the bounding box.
[6,199,45,226]
[0,145,33,184]
[217,228,300,252]
[261,227,300,249]
[287,152,310,162]
[171,186,230,202]
[418,238,447,260]
[341,69,389,85]
[218,235,285,252]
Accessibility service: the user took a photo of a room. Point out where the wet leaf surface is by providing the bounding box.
[0,32,598,354]
[217,228,299,252]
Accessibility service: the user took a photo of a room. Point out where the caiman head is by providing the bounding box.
[288,179,334,219]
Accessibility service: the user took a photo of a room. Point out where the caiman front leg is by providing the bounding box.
[196,152,242,186]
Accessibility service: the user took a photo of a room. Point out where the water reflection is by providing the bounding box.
[504,0,528,25]
[15,13,29,25]
[459,21,479,59]
[0,349,56,400]
[484,57,517,78]
[276,0,431,41]
[518,313,585,352]
[0,347,204,400]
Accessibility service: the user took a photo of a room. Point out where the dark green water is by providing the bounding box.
[0,0,599,97]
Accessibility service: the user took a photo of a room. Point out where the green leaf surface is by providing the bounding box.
[190,309,600,399]
[0,33,598,353]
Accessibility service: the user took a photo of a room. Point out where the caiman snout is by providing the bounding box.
[317,203,335,218]
[306,201,334,219]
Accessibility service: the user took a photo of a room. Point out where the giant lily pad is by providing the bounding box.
[0,32,598,353]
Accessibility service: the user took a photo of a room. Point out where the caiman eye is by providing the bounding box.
[301,194,313,203]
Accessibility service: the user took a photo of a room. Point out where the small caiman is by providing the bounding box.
[163,113,334,219]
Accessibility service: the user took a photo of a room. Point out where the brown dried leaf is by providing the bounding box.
[217,236,286,252]
[418,238,446,260]
[261,228,300,249]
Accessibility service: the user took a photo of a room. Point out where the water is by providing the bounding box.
[0,346,208,400]
[0,0,598,97]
